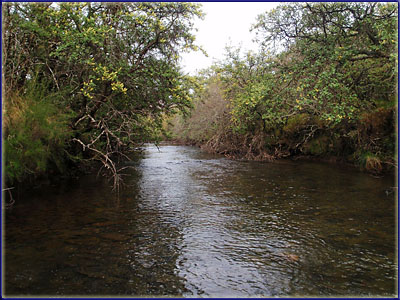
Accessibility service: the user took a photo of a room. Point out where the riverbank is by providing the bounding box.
[165,2,396,179]
[165,138,396,177]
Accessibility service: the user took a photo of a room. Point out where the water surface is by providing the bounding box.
[4,145,397,297]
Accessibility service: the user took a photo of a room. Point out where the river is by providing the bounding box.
[4,144,397,297]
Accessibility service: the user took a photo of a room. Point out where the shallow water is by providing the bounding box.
[4,144,397,296]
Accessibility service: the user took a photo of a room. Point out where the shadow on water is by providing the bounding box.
[4,144,397,297]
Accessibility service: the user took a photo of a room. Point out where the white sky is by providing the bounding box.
[180,2,280,75]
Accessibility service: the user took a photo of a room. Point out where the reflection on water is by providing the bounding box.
[4,145,397,296]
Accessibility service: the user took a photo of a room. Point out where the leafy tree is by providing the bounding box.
[3,2,203,188]
[173,2,397,171]
[252,2,397,122]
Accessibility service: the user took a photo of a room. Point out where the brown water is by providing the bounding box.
[4,144,397,297]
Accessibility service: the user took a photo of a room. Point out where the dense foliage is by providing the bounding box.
[170,2,397,172]
[3,2,203,188]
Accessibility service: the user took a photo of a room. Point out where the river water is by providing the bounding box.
[4,144,397,297]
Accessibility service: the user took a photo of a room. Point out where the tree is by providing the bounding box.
[181,3,397,170]
[3,2,203,188]
[252,2,397,122]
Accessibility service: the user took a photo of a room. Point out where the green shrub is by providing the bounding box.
[303,136,330,156]
[282,114,311,135]
[354,151,383,173]
[4,83,73,184]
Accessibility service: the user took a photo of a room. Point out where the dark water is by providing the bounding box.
[4,145,397,297]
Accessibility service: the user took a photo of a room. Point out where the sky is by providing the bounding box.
[180,2,280,75]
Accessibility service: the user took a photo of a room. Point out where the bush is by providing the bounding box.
[355,151,383,173]
[3,82,73,184]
